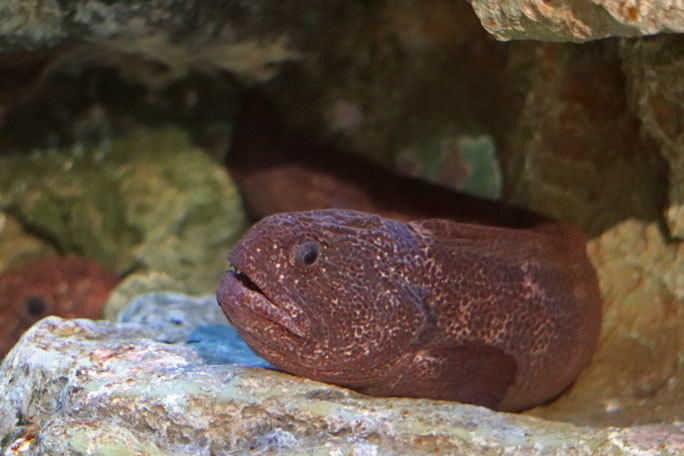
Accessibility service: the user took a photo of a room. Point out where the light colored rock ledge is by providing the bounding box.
[1,317,682,455]
[468,0,684,42]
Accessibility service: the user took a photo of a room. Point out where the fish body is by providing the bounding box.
[226,91,548,229]
[0,255,118,359]
[217,209,601,411]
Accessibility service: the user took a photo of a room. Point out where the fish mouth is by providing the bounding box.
[231,269,262,294]
[217,268,310,341]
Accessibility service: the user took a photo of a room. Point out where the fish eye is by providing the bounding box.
[295,241,320,266]
[25,295,47,316]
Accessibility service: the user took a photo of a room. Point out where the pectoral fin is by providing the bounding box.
[367,343,517,410]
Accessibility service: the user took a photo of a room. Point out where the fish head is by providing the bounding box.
[217,209,434,387]
[0,256,118,359]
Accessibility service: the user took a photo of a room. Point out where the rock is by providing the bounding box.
[117,292,229,339]
[0,0,517,169]
[502,40,666,236]
[620,34,684,238]
[115,291,270,367]
[2,315,683,455]
[0,127,247,294]
[468,0,684,42]
[0,212,56,273]
[492,39,683,426]
[0,1,301,81]
[103,270,187,321]
[396,133,503,200]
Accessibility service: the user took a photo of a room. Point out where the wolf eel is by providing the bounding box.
[219,93,601,411]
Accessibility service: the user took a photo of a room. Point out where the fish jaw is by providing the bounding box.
[216,270,310,340]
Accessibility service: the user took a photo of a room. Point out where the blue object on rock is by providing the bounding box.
[118,292,271,367]
[185,325,272,367]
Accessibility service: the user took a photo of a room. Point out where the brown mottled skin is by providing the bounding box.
[226,91,549,229]
[0,255,118,359]
[219,92,601,411]
[217,210,601,411]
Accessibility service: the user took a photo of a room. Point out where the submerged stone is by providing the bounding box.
[0,289,682,455]
[117,292,270,367]
[469,0,684,42]
[0,127,247,294]
[1,316,683,455]
[0,212,57,273]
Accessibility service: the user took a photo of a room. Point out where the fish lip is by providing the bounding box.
[218,268,310,340]
[230,269,263,294]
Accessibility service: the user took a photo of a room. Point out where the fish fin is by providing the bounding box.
[380,343,517,409]
[399,283,437,348]
[409,218,579,267]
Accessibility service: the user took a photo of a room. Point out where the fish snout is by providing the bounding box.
[217,270,311,340]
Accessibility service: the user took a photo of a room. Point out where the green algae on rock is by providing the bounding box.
[102,270,186,321]
[0,212,57,273]
[0,127,247,294]
[396,134,503,200]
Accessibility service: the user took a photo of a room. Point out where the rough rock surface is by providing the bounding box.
[117,292,271,367]
[502,40,667,236]
[0,127,246,294]
[117,292,230,339]
[620,34,684,238]
[102,270,187,321]
[468,0,684,42]
[0,0,302,80]
[496,38,682,427]
[1,315,683,455]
